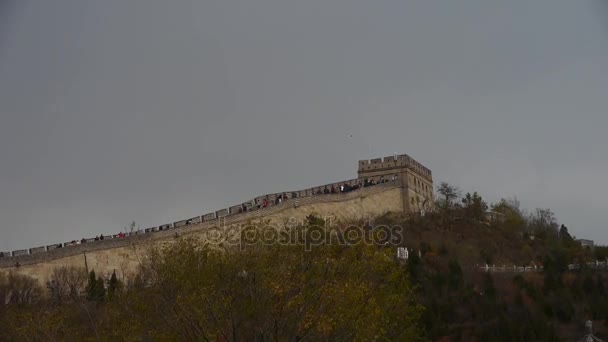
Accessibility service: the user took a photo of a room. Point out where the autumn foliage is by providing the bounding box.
[0,224,423,341]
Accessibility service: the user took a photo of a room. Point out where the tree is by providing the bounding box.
[559,224,570,239]
[85,270,106,302]
[490,197,526,231]
[436,182,461,211]
[559,224,576,247]
[407,249,423,283]
[125,221,139,235]
[126,231,425,341]
[594,246,608,260]
[48,266,88,302]
[529,208,558,239]
[543,247,568,293]
[447,259,464,291]
[0,272,42,305]
[461,192,488,221]
[107,271,121,300]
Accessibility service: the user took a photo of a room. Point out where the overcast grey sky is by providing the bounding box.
[1,0,607,251]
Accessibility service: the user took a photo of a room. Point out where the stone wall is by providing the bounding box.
[0,153,433,283]
[0,183,403,284]
[0,175,365,259]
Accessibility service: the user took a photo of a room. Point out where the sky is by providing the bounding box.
[1,0,608,251]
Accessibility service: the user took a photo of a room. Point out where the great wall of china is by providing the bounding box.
[0,154,434,283]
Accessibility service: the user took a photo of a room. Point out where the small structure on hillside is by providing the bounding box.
[485,210,505,224]
[578,239,595,249]
[396,247,409,261]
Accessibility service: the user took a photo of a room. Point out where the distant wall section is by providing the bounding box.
[0,183,403,284]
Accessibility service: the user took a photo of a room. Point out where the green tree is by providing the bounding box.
[86,270,106,302]
[559,224,574,243]
[490,197,527,231]
[447,259,464,291]
[407,249,423,283]
[107,271,121,300]
[461,192,488,221]
[593,245,608,260]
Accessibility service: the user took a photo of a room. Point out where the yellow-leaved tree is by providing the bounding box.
[103,223,424,341]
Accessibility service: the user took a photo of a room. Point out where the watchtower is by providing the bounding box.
[357,154,433,213]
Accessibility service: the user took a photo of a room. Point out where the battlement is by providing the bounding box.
[0,177,399,263]
[358,154,432,180]
[0,180,402,268]
[0,153,432,263]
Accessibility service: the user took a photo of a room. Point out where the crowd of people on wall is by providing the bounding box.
[248,175,399,210]
[250,192,289,210]
[61,232,128,248]
[0,228,131,258]
[0,175,400,258]
[314,175,397,195]
[0,229,154,258]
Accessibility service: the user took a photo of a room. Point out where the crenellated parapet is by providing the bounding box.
[358,154,432,181]
[357,153,434,215]
[0,180,402,269]
[0,178,394,263]
[0,153,433,264]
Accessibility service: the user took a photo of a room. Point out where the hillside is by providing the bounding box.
[1,184,607,341]
[372,187,608,341]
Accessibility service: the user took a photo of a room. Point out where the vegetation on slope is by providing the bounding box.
[375,182,608,341]
[0,230,423,341]
[1,182,607,341]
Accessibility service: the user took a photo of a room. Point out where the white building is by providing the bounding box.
[396,247,409,260]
